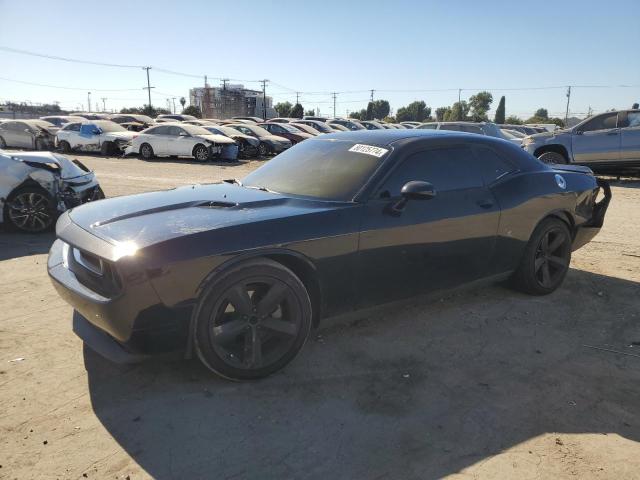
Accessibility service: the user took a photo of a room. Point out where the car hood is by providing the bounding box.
[231,133,260,145]
[530,129,570,141]
[4,150,92,180]
[261,135,291,143]
[196,134,236,145]
[66,182,348,249]
[105,131,137,141]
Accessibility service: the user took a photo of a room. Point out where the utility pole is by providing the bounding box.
[87,92,91,112]
[143,67,153,108]
[171,97,176,114]
[332,92,337,118]
[101,97,106,112]
[458,88,461,103]
[261,79,269,120]
[221,79,229,118]
[370,89,375,102]
[203,75,210,118]
[565,86,571,125]
[296,92,300,105]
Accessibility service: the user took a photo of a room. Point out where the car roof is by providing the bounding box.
[319,128,478,146]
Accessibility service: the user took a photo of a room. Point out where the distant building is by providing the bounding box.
[189,84,276,119]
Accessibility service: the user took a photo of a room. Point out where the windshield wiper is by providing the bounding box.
[244,185,278,194]
[223,178,242,186]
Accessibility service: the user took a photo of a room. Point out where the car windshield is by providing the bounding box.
[279,124,303,133]
[242,138,389,201]
[308,122,333,133]
[29,120,56,129]
[181,124,215,136]
[132,115,154,123]
[417,124,438,129]
[94,120,127,132]
[239,124,271,136]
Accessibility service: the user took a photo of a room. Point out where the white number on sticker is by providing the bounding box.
[348,144,389,158]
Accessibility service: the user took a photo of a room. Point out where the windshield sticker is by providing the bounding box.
[348,144,389,157]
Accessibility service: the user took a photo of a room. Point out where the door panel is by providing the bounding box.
[621,112,640,162]
[572,113,620,164]
[356,147,500,307]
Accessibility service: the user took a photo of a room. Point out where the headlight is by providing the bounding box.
[522,136,535,146]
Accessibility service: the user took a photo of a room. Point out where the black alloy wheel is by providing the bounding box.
[5,188,55,233]
[58,140,71,153]
[195,259,312,380]
[538,151,567,164]
[512,217,572,295]
[140,143,154,159]
[258,143,267,157]
[193,144,210,162]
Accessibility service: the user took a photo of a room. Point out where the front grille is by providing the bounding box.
[67,246,121,297]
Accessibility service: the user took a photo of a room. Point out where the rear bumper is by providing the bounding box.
[572,178,612,251]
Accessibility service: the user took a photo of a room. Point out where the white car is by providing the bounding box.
[124,123,236,161]
[56,120,137,155]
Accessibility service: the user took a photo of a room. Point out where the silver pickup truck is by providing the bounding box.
[522,109,640,169]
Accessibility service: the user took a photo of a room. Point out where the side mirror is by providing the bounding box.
[386,181,436,216]
[179,132,190,137]
[401,180,436,201]
[92,129,101,135]
[574,129,583,135]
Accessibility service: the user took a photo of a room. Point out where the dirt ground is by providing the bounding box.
[1,153,640,480]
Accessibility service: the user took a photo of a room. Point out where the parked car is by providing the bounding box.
[227,124,292,155]
[123,123,234,161]
[267,118,295,123]
[359,121,385,130]
[1,149,103,232]
[302,116,328,122]
[109,114,155,129]
[400,122,421,128]
[202,125,260,158]
[183,120,216,126]
[327,123,350,132]
[293,119,335,134]
[257,122,313,144]
[417,121,519,144]
[56,120,136,155]
[522,109,640,168]
[0,120,58,150]
[156,114,198,122]
[288,123,320,136]
[327,119,365,131]
[40,116,86,128]
[47,129,610,380]
[231,116,263,123]
[500,124,541,136]
[69,113,111,120]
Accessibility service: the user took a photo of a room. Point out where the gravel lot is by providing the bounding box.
[1,153,640,479]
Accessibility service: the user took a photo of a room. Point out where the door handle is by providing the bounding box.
[477,199,494,209]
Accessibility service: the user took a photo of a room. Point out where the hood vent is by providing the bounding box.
[197,200,238,209]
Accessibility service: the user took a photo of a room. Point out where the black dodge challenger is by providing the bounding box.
[48,130,610,380]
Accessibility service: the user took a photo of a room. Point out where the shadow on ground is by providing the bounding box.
[0,229,55,260]
[84,268,640,479]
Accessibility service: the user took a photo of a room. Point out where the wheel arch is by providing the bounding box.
[535,209,576,238]
[533,144,569,161]
[192,143,208,157]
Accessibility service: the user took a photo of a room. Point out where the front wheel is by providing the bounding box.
[140,143,154,160]
[538,151,567,165]
[4,187,56,233]
[511,218,572,295]
[258,143,268,157]
[194,258,313,380]
[193,144,210,162]
[58,140,71,153]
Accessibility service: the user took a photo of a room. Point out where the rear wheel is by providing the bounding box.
[4,187,56,233]
[100,141,115,155]
[58,140,71,153]
[140,143,154,160]
[538,151,567,164]
[194,258,313,380]
[258,143,267,157]
[511,218,572,295]
[193,144,210,162]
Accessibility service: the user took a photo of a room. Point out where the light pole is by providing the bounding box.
[87,92,91,112]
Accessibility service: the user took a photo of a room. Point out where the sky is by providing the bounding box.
[0,0,639,120]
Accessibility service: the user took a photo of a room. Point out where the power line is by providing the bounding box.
[0,76,143,92]
[0,46,143,68]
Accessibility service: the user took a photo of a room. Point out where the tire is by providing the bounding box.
[538,151,567,165]
[258,142,268,157]
[100,141,114,156]
[140,143,154,160]
[35,138,46,151]
[88,186,105,201]
[194,258,313,380]
[511,217,572,295]
[193,144,210,162]
[0,136,6,149]
[58,140,71,153]
[3,187,56,233]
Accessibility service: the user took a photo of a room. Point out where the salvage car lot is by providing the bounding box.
[2,153,640,478]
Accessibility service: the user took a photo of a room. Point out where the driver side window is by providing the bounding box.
[377,147,482,198]
[580,113,618,132]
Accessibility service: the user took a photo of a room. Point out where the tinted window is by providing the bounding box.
[438,124,461,132]
[64,122,81,132]
[242,138,388,201]
[418,124,438,129]
[580,113,618,132]
[625,112,640,128]
[167,126,184,136]
[472,147,516,184]
[458,124,484,134]
[378,147,482,196]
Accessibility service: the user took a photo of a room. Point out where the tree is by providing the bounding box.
[468,91,493,121]
[372,100,390,120]
[504,115,523,125]
[179,97,186,110]
[435,107,450,121]
[290,103,304,118]
[383,116,396,123]
[274,101,292,117]
[366,102,375,120]
[396,101,432,122]
[304,109,315,116]
[349,109,367,120]
[182,105,202,118]
[494,96,506,124]
[534,108,549,119]
[444,101,470,121]
[633,103,639,109]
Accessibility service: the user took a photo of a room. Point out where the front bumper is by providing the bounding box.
[572,178,612,251]
[47,231,190,361]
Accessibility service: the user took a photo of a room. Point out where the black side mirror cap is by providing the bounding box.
[401,181,436,200]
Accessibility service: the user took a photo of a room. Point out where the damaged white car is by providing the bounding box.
[1,150,103,233]
[56,120,136,155]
